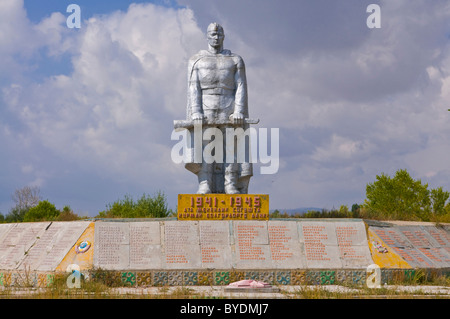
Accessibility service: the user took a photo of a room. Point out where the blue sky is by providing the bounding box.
[1,0,450,217]
[23,0,182,23]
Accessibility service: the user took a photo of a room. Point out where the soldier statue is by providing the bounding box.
[179,22,255,194]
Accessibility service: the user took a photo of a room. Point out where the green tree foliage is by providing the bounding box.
[0,186,42,223]
[430,187,449,216]
[363,169,449,221]
[269,209,290,218]
[23,200,60,222]
[97,191,172,218]
[57,205,82,221]
[302,206,355,219]
[2,207,29,223]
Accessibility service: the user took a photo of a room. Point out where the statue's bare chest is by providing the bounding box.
[195,56,237,86]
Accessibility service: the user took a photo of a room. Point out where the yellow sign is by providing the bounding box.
[177,194,269,220]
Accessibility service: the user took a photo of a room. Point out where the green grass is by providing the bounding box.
[0,270,448,299]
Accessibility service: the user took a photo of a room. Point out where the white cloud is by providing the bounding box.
[175,0,450,209]
[312,134,374,163]
[4,4,203,169]
[1,0,450,214]
[0,2,207,213]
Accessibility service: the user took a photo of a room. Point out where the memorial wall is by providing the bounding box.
[0,221,91,271]
[368,225,450,269]
[91,219,374,270]
[0,219,449,274]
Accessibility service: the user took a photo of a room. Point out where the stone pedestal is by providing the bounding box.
[177,194,269,220]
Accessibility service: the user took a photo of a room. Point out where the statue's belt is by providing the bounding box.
[202,88,235,95]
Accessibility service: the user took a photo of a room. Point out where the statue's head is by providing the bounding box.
[206,22,225,50]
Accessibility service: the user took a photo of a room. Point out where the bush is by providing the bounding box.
[269,210,290,218]
[302,207,354,219]
[57,206,82,221]
[97,191,172,218]
[23,200,60,222]
[4,207,30,223]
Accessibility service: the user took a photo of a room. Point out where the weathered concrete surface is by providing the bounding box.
[57,222,95,272]
[0,219,449,274]
[20,221,91,271]
[91,219,373,271]
[369,224,450,268]
[368,229,412,269]
[0,222,52,270]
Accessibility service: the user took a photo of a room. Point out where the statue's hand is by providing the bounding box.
[232,112,244,124]
[191,113,204,122]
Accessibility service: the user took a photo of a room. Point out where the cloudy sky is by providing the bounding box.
[1,0,450,216]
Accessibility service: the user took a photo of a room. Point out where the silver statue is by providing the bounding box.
[175,23,257,194]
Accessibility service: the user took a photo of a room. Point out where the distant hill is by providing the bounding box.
[270,207,323,215]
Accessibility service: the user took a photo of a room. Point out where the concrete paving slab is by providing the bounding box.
[268,221,305,269]
[298,221,342,268]
[0,222,51,270]
[130,221,162,269]
[233,221,272,269]
[94,222,129,270]
[20,221,91,271]
[199,221,232,268]
[163,220,201,269]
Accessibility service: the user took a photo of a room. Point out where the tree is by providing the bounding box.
[12,186,41,211]
[23,200,60,222]
[363,169,443,220]
[430,187,449,216]
[57,205,81,221]
[269,209,281,218]
[338,205,350,217]
[269,210,290,218]
[4,207,29,223]
[351,203,361,218]
[4,186,43,222]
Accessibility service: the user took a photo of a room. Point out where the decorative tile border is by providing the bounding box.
[291,270,307,285]
[183,271,198,286]
[0,272,11,287]
[168,271,183,286]
[37,273,55,288]
[214,271,230,285]
[152,271,168,286]
[121,272,136,286]
[276,271,290,285]
[320,270,335,285]
[0,268,448,288]
[229,271,245,283]
[136,272,152,287]
[91,270,122,287]
[351,270,366,286]
[198,271,213,285]
[336,270,352,285]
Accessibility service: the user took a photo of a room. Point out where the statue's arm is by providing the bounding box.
[188,63,204,120]
[233,57,248,121]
